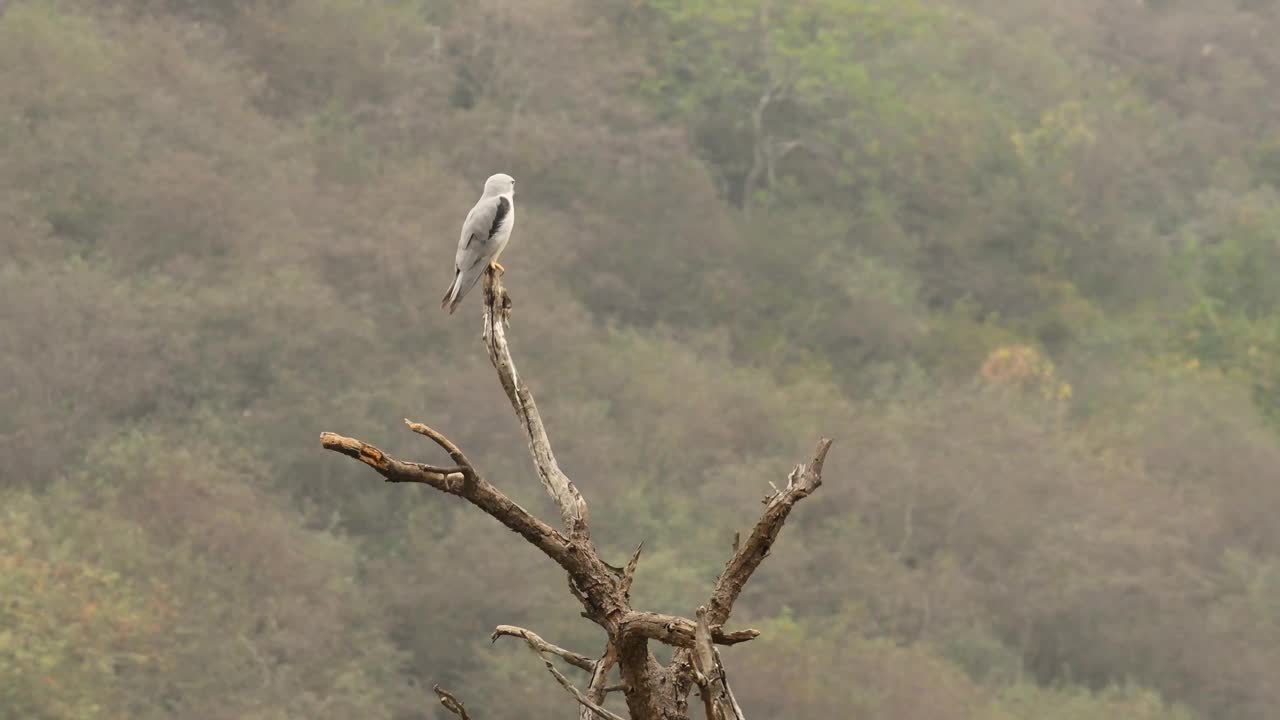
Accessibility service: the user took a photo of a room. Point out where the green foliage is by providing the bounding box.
[0,432,415,718]
[0,492,173,719]
[646,0,935,205]
[993,683,1195,720]
[1170,188,1280,424]
[232,0,444,114]
[731,612,992,718]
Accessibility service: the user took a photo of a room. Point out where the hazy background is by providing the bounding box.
[3,0,1280,718]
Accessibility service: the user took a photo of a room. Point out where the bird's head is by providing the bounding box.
[483,173,515,197]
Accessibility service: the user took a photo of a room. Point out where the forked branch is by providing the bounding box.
[433,685,473,720]
[405,418,474,468]
[318,431,590,580]
[496,627,628,720]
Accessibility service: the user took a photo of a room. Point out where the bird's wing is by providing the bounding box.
[454,195,511,271]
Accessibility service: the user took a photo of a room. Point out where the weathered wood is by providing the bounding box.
[491,625,595,672]
[497,627,628,720]
[620,541,644,599]
[619,611,760,647]
[433,685,473,720]
[482,271,589,537]
[319,432,591,580]
[670,439,833,708]
[581,643,618,720]
[693,606,724,720]
[707,438,833,627]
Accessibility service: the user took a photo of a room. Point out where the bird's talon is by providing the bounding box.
[490,261,505,275]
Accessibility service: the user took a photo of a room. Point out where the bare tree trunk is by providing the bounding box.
[322,269,833,719]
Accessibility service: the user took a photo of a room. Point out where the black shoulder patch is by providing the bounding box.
[488,196,511,240]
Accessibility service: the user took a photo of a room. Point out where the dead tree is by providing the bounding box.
[321,271,832,720]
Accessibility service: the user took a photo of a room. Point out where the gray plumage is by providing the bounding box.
[441,173,516,314]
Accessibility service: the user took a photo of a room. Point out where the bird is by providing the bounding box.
[441,173,516,314]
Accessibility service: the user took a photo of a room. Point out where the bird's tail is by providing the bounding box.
[441,266,487,315]
[440,272,461,314]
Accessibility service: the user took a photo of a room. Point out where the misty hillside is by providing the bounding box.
[3,0,1280,718]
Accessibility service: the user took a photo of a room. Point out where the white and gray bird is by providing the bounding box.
[441,173,516,314]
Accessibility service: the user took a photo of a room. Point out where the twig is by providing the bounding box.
[718,653,747,720]
[541,657,627,720]
[433,685,473,720]
[620,541,644,598]
[491,625,595,672]
[319,433,467,484]
[500,630,628,720]
[405,419,474,469]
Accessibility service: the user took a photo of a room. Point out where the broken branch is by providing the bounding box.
[620,541,644,598]
[433,685,473,720]
[692,606,734,720]
[542,656,627,720]
[706,438,832,626]
[619,611,760,647]
[319,432,466,483]
[491,625,595,672]
[499,626,628,720]
[719,656,747,720]
[581,643,618,720]
[319,432,594,580]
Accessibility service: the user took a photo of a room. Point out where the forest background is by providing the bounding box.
[3,1,1280,718]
